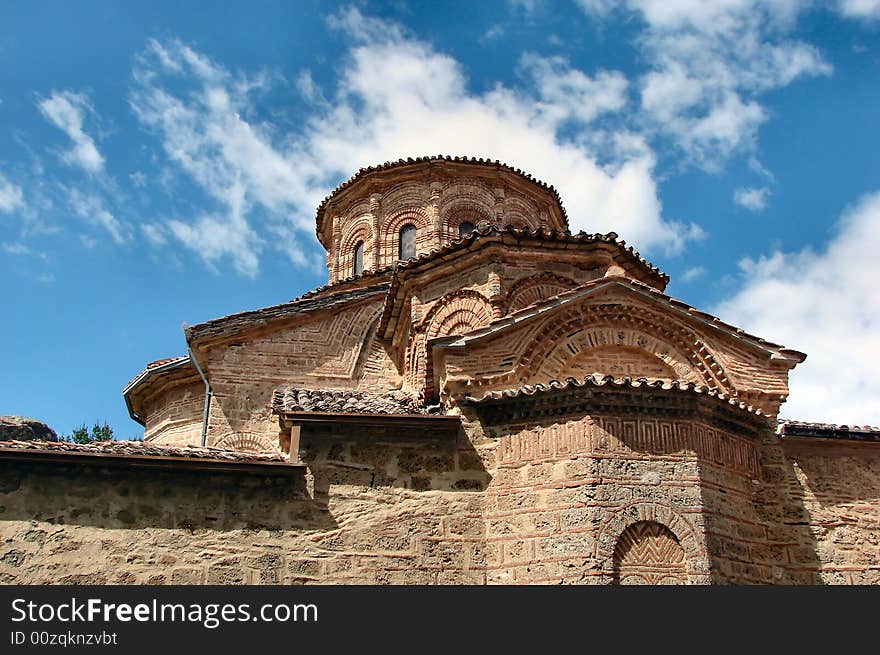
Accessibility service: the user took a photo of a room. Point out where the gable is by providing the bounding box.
[433,278,805,415]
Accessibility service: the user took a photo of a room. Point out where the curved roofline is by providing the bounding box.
[122,356,193,426]
[434,275,807,363]
[462,374,767,417]
[315,155,569,244]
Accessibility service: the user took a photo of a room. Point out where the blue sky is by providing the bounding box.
[2,0,879,436]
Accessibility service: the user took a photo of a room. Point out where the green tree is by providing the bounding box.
[65,421,114,443]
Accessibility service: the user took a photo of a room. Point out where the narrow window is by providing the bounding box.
[399,223,417,260]
[353,241,364,276]
[458,221,475,237]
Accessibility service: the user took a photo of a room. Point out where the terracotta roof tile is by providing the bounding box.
[438,275,805,363]
[123,355,192,393]
[185,283,389,344]
[778,420,880,441]
[298,224,668,308]
[462,374,765,416]
[272,387,439,416]
[0,439,286,462]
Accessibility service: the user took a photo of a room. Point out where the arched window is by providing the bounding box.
[458,221,475,237]
[399,224,417,260]
[352,241,364,276]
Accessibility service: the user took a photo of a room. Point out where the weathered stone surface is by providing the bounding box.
[0,416,56,442]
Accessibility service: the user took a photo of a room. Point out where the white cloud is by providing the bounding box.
[129,13,701,276]
[580,1,832,168]
[37,91,105,173]
[837,0,880,20]
[681,265,705,282]
[734,186,770,211]
[129,171,147,188]
[65,187,129,244]
[713,191,880,425]
[141,223,168,246]
[2,242,33,256]
[130,39,311,275]
[304,8,696,254]
[518,53,629,125]
[0,172,25,213]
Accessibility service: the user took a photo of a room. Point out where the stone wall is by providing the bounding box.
[780,438,880,584]
[2,416,876,584]
[0,429,489,585]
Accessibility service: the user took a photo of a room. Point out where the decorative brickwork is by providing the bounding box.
[504,272,579,314]
[613,521,688,585]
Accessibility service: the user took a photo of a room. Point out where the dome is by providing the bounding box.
[315,156,569,283]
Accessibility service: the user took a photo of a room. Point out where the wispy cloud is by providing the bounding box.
[580,1,832,169]
[37,90,105,173]
[681,265,705,282]
[65,187,129,244]
[0,172,25,213]
[127,12,704,277]
[307,7,699,254]
[129,39,313,276]
[836,0,880,20]
[713,191,880,424]
[734,186,770,211]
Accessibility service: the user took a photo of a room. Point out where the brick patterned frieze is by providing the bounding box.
[492,416,760,477]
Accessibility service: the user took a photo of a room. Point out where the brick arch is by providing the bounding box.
[500,195,540,230]
[504,273,579,314]
[439,181,497,213]
[440,199,495,239]
[211,433,274,454]
[596,501,707,584]
[420,290,495,401]
[379,182,429,215]
[423,290,495,338]
[516,304,732,394]
[380,208,430,264]
[533,329,697,384]
[338,223,374,278]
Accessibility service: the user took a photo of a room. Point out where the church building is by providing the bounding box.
[2,156,878,585]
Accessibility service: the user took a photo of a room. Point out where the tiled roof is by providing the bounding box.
[298,224,668,308]
[123,355,191,392]
[778,420,880,442]
[272,387,438,416]
[375,225,669,341]
[180,225,667,347]
[462,374,765,416]
[315,155,569,242]
[185,283,389,343]
[0,439,287,463]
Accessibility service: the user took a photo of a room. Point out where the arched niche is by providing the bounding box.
[338,225,373,279]
[517,305,731,393]
[532,332,697,384]
[419,290,495,401]
[211,433,273,453]
[613,521,687,585]
[504,273,579,314]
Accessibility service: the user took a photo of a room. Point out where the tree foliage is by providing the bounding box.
[63,421,114,443]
